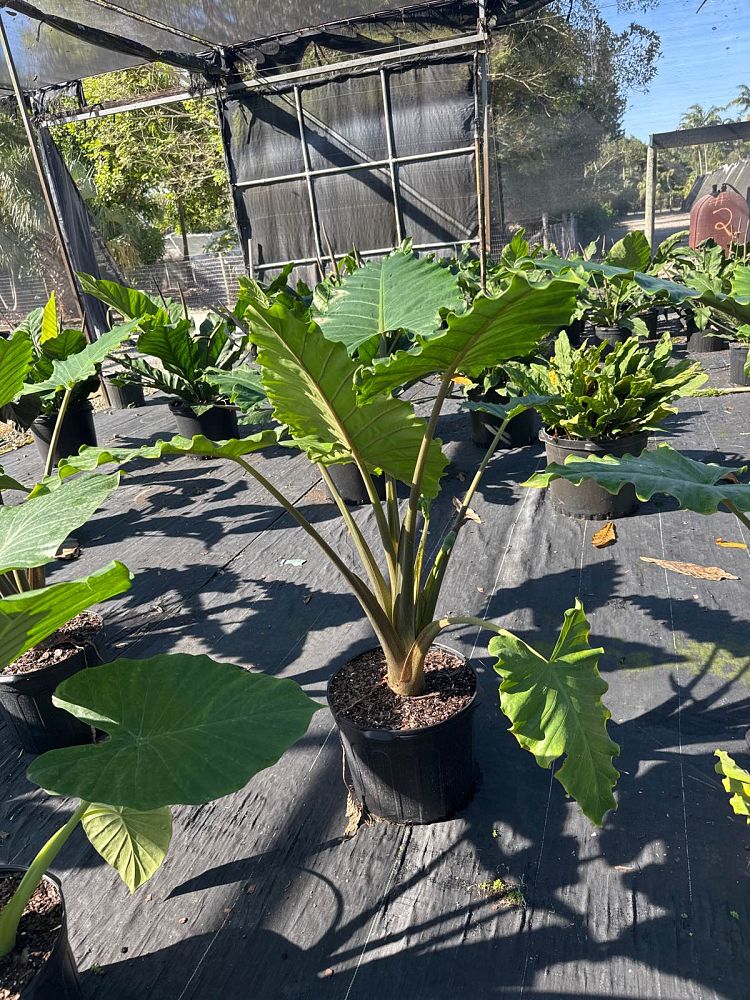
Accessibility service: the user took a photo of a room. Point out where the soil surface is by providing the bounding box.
[3,611,102,676]
[0,874,63,999]
[329,647,475,731]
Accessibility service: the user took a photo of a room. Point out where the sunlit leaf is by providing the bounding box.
[489,600,619,825]
[29,654,321,811]
[82,803,172,893]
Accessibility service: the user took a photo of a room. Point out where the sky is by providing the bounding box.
[602,0,750,139]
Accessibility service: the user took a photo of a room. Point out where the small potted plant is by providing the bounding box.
[504,332,707,519]
[0,645,318,996]
[463,366,542,449]
[78,275,249,441]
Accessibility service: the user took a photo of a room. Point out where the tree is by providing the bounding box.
[53,65,233,261]
[490,0,660,225]
[0,111,78,313]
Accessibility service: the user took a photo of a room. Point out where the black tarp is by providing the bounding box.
[38,127,110,336]
[0,2,548,94]
[222,58,479,274]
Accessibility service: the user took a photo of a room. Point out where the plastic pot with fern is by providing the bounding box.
[60,266,622,829]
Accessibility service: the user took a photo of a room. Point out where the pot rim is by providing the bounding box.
[0,865,70,985]
[540,426,650,449]
[327,643,480,740]
[0,625,104,686]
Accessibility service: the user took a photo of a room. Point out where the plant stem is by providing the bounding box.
[233,457,401,655]
[725,500,750,533]
[44,386,73,479]
[317,464,390,608]
[0,801,89,959]
[454,415,512,522]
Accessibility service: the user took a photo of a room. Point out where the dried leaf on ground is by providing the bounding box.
[452,496,481,523]
[715,538,748,550]
[640,557,739,581]
[592,522,617,549]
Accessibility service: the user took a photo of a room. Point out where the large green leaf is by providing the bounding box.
[605,230,652,271]
[78,274,162,320]
[356,273,579,401]
[715,750,750,824]
[57,431,282,478]
[29,654,321,811]
[0,330,33,408]
[0,473,120,572]
[82,803,172,892]
[489,600,619,825]
[0,562,132,670]
[22,324,137,395]
[242,294,448,498]
[317,251,463,353]
[524,443,750,515]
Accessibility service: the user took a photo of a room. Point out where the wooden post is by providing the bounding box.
[541,212,550,250]
[645,140,657,247]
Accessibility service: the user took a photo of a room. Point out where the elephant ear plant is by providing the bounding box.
[61,269,622,826]
[0,645,318,983]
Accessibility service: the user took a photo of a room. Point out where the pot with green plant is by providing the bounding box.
[78,275,249,441]
[464,368,542,449]
[0,645,318,997]
[8,296,97,467]
[503,332,707,519]
[59,272,623,829]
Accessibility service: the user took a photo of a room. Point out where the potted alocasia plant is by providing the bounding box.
[58,270,622,830]
[78,274,250,441]
[7,295,133,470]
[0,641,318,997]
[503,332,706,519]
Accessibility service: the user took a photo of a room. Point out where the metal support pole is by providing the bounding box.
[0,13,92,338]
[476,2,491,287]
[645,140,657,248]
[293,86,325,273]
[380,68,403,244]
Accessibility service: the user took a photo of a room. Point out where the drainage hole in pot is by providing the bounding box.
[0,874,63,999]
[329,647,475,730]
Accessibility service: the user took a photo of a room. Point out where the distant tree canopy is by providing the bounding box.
[52,64,233,265]
[490,0,660,228]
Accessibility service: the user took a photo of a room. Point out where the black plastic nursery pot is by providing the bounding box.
[468,387,541,450]
[0,867,82,1000]
[594,326,630,352]
[639,308,660,338]
[685,314,723,353]
[328,653,479,825]
[168,399,239,441]
[103,378,145,409]
[0,634,104,755]
[541,428,650,520]
[30,401,97,467]
[326,463,386,505]
[729,343,750,387]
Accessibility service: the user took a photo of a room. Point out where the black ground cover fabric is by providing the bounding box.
[0,349,748,998]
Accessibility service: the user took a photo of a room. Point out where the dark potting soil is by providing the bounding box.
[3,611,102,677]
[329,647,475,731]
[0,874,62,1000]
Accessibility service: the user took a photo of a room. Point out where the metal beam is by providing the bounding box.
[380,68,403,244]
[234,145,476,189]
[644,141,657,248]
[253,238,479,273]
[0,13,91,336]
[293,85,325,270]
[40,32,484,126]
[652,120,750,150]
